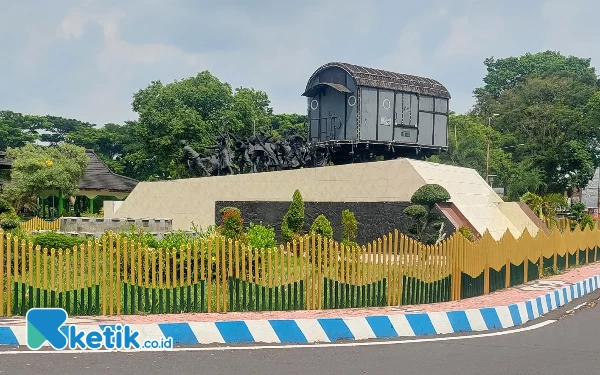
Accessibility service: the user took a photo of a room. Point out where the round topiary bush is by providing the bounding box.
[310,214,333,239]
[403,204,428,219]
[410,184,451,210]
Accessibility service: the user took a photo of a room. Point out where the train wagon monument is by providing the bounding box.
[106,62,544,242]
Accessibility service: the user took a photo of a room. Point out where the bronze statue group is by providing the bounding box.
[181,132,328,177]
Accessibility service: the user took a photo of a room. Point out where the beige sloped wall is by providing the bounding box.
[497,202,540,237]
[111,159,426,231]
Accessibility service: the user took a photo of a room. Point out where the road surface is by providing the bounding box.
[1,289,599,375]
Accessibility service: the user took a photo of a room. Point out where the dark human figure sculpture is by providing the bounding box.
[180,140,210,177]
[178,129,324,178]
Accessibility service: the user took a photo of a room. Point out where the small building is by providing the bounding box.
[0,151,11,170]
[302,62,451,161]
[72,149,139,214]
[3,148,138,217]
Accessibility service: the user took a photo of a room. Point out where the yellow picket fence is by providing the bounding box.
[1,223,599,317]
[20,217,61,232]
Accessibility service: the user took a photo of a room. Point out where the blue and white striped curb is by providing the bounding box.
[1,275,598,346]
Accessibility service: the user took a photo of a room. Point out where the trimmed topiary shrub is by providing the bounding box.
[403,204,428,219]
[310,214,333,239]
[403,184,451,244]
[410,184,451,210]
[281,189,305,242]
[341,209,358,242]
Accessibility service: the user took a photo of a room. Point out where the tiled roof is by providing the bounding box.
[78,149,138,193]
[305,62,451,99]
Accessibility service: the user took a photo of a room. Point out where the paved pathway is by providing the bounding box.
[2,263,599,326]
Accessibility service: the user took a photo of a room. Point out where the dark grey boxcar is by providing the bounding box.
[302,62,451,160]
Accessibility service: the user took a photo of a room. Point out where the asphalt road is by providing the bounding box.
[1,290,599,375]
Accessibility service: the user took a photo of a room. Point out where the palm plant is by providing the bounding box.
[520,192,568,228]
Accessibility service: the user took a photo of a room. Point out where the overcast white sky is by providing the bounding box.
[1,0,598,126]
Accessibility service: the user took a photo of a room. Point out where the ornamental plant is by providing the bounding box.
[281,189,305,242]
[341,209,359,248]
[310,214,333,239]
[403,184,451,244]
[220,208,246,242]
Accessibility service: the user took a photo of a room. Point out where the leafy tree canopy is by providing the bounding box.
[4,144,88,209]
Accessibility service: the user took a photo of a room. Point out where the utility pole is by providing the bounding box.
[486,114,499,184]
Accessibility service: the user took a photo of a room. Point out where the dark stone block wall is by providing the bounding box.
[215,201,456,244]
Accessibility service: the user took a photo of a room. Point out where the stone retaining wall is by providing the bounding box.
[60,217,173,235]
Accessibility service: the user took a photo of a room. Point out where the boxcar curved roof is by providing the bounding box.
[304,62,451,99]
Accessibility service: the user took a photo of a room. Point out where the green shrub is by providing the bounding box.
[281,212,293,243]
[403,204,428,219]
[219,206,241,216]
[458,226,475,241]
[0,218,19,231]
[0,208,20,231]
[341,239,359,249]
[220,208,246,242]
[310,214,333,239]
[403,184,451,243]
[410,184,451,210]
[578,214,595,231]
[0,198,12,215]
[341,209,358,243]
[32,231,87,251]
[158,230,196,250]
[281,189,305,242]
[246,222,277,249]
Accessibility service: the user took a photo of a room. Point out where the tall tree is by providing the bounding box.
[489,76,600,194]
[0,110,42,150]
[473,50,599,115]
[39,116,95,145]
[4,143,88,211]
[132,70,277,179]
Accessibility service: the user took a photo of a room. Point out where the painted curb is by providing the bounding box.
[1,275,598,346]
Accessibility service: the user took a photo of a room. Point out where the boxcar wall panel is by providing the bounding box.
[418,112,434,146]
[378,89,394,142]
[309,95,320,141]
[319,86,346,141]
[434,114,448,147]
[345,79,358,141]
[359,87,378,141]
[393,92,418,143]
[435,98,448,114]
